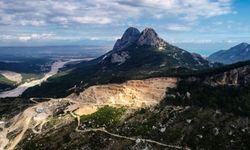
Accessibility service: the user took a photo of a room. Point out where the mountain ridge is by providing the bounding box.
[99,27,213,69]
[209,42,250,64]
[23,27,215,98]
[7,53,250,150]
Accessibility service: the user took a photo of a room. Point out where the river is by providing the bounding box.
[0,58,92,98]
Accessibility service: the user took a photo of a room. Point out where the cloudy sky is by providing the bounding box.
[0,0,249,55]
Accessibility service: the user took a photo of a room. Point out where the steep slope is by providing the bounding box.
[0,77,178,150]
[99,27,212,70]
[0,74,16,92]
[23,27,214,98]
[209,42,250,64]
[112,27,140,51]
[8,60,250,150]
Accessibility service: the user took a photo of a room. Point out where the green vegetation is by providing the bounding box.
[0,57,53,92]
[23,45,212,98]
[0,75,16,92]
[0,57,53,74]
[21,73,44,83]
[80,106,126,126]
[0,74,15,85]
[165,80,250,116]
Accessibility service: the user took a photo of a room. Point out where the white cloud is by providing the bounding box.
[0,33,55,42]
[0,0,233,26]
[119,0,233,20]
[50,17,68,24]
[89,36,120,41]
[19,20,46,26]
[165,24,191,31]
[18,33,54,42]
[0,33,119,42]
[71,16,112,24]
[171,39,213,44]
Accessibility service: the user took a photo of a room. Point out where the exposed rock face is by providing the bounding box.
[111,51,130,65]
[113,27,140,51]
[186,64,250,86]
[113,27,168,51]
[137,28,167,49]
[98,27,213,68]
[0,71,22,84]
[69,77,177,113]
[204,65,250,86]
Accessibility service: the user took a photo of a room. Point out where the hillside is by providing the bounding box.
[4,27,250,150]
[2,59,250,150]
[23,27,214,98]
[209,43,250,64]
[0,74,16,92]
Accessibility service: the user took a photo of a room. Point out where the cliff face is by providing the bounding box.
[100,27,213,69]
[203,65,250,86]
[136,28,167,49]
[113,27,140,51]
[113,27,168,51]
[183,64,250,86]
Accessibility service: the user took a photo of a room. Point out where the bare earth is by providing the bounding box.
[0,71,22,84]
[0,58,92,98]
[69,77,177,115]
[0,77,178,150]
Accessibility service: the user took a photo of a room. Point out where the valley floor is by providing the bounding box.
[0,71,22,84]
[0,59,91,98]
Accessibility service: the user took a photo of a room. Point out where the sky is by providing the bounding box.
[0,0,249,55]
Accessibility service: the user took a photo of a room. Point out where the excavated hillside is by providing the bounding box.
[0,77,178,150]
[2,62,250,149]
[68,77,177,115]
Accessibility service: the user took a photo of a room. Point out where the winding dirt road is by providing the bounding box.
[70,112,190,150]
[0,77,179,150]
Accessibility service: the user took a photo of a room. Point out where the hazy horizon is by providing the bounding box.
[0,42,243,56]
[0,0,249,56]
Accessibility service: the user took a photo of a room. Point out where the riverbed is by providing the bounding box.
[0,58,91,98]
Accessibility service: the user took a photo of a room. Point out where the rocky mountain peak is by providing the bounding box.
[112,27,140,51]
[137,28,167,49]
[113,27,170,51]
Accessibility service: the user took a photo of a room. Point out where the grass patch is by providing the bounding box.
[0,74,15,85]
[80,106,126,126]
[21,73,44,83]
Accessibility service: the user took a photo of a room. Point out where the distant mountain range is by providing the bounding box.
[209,42,250,64]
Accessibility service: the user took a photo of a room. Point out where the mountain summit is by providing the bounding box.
[137,28,167,49]
[100,27,212,69]
[113,27,140,51]
[113,27,168,51]
[24,27,215,97]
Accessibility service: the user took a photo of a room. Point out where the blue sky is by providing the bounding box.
[0,0,249,55]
